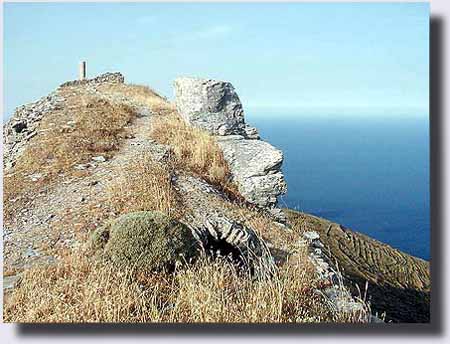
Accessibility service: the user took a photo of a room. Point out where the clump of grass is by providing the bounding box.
[107,153,181,218]
[100,83,242,199]
[171,254,327,323]
[150,113,240,198]
[14,97,135,176]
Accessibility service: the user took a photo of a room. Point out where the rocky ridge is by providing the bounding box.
[302,230,381,322]
[173,76,373,317]
[3,92,65,170]
[3,72,428,323]
[59,72,125,88]
[3,73,274,277]
[3,72,125,171]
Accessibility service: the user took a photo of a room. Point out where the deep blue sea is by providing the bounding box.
[247,112,430,260]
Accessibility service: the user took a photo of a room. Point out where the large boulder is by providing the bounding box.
[90,211,197,272]
[216,135,287,209]
[173,76,287,215]
[173,77,258,138]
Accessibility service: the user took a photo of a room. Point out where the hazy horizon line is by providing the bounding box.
[244,105,429,117]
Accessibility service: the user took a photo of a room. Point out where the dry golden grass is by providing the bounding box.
[3,249,171,322]
[107,153,182,219]
[4,246,368,323]
[88,83,240,198]
[150,113,242,200]
[4,81,370,324]
[96,83,175,116]
[4,189,370,323]
[171,252,328,323]
[3,92,137,223]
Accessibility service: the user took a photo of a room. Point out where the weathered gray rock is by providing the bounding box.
[3,92,65,170]
[3,275,21,292]
[216,135,287,209]
[60,72,125,88]
[173,77,258,138]
[174,174,274,274]
[301,228,372,321]
[173,77,287,213]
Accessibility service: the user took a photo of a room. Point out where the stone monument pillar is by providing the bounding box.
[79,61,86,81]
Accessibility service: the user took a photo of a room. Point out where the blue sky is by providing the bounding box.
[3,2,429,118]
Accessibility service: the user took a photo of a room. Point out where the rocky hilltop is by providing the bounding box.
[2,73,429,323]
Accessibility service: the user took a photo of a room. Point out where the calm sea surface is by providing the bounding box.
[246,112,430,260]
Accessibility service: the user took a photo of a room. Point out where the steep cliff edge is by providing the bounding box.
[286,210,430,322]
[2,73,429,323]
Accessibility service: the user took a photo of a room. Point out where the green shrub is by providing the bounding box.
[90,211,196,272]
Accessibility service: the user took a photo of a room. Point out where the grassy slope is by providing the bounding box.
[4,81,370,323]
[286,209,430,323]
[3,89,136,224]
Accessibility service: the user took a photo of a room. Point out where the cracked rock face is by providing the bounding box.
[173,77,287,212]
[174,77,258,138]
[217,135,287,208]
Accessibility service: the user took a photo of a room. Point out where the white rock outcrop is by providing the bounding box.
[216,135,286,209]
[174,77,287,214]
[174,77,259,139]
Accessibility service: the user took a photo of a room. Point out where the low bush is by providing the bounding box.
[91,211,197,272]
